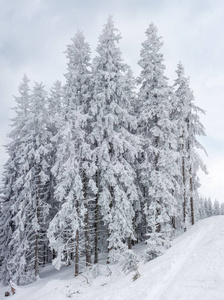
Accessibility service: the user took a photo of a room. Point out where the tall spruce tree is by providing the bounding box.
[173,63,191,230]
[47,81,64,263]
[16,82,51,280]
[0,75,31,285]
[174,63,206,228]
[90,16,139,262]
[48,31,93,275]
[0,79,51,284]
[137,24,179,260]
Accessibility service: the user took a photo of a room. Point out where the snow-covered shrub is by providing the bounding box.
[85,264,112,279]
[144,230,166,262]
[120,249,140,274]
[89,264,102,278]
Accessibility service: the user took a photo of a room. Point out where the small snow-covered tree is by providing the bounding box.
[196,197,207,220]
[204,198,209,218]
[137,23,179,260]
[213,199,220,216]
[204,197,213,217]
[220,202,224,215]
[207,198,213,217]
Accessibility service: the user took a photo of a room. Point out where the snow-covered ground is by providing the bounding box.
[1,216,224,300]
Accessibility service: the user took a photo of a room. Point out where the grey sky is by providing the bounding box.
[0,0,223,201]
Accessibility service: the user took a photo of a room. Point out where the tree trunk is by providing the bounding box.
[34,232,39,277]
[94,170,99,264]
[107,229,111,264]
[75,229,79,277]
[143,186,147,240]
[107,187,114,264]
[154,115,162,233]
[189,166,194,225]
[83,172,92,266]
[182,155,187,230]
[128,237,132,250]
[35,169,41,278]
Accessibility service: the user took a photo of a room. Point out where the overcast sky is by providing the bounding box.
[0,0,224,202]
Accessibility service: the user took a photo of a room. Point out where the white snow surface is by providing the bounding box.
[1,216,224,300]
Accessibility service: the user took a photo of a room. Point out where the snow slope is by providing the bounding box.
[1,216,224,300]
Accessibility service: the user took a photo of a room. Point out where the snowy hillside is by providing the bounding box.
[1,216,224,300]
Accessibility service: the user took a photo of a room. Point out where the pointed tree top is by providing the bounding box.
[147,22,158,33]
[72,30,85,44]
[21,73,29,84]
[18,74,30,94]
[176,61,185,77]
[98,16,121,45]
[67,30,90,54]
[145,23,159,39]
[107,15,114,25]
[142,22,163,52]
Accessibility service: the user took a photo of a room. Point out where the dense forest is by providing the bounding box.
[0,16,221,286]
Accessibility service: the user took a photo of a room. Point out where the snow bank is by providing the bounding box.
[1,216,224,300]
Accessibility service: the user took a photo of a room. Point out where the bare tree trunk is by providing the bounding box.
[74,229,79,277]
[83,172,92,266]
[128,238,132,250]
[186,121,194,226]
[94,169,99,264]
[189,166,194,225]
[154,118,161,233]
[35,169,41,278]
[143,186,147,240]
[34,232,39,277]
[107,187,114,264]
[182,155,187,231]
[34,211,40,276]
[154,115,162,232]
[70,238,74,262]
[74,193,80,276]
[53,249,56,260]
[107,229,111,264]
[43,242,46,266]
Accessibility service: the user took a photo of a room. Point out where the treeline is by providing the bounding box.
[0,17,207,285]
[198,197,224,219]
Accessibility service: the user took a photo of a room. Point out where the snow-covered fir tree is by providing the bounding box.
[90,16,139,262]
[174,63,207,228]
[0,79,51,284]
[47,31,93,275]
[0,75,31,285]
[213,199,220,215]
[137,23,179,260]
[204,197,213,217]
[220,202,224,215]
[0,19,209,287]
[196,196,207,220]
[16,82,51,280]
[46,81,64,263]
[173,62,192,229]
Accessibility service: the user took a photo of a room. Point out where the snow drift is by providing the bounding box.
[1,216,224,300]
